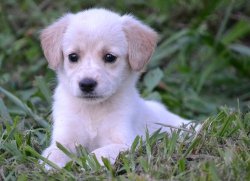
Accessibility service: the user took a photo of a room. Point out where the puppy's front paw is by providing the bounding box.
[91,144,129,165]
[40,146,70,170]
[186,122,202,133]
[91,148,116,165]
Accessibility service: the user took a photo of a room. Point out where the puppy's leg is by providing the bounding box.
[91,144,129,165]
[41,140,79,170]
[41,123,79,169]
[41,144,72,169]
[144,100,202,134]
[146,101,190,125]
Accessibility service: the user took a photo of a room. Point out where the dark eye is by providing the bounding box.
[103,53,117,63]
[68,53,79,63]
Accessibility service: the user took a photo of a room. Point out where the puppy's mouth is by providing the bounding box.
[81,94,104,101]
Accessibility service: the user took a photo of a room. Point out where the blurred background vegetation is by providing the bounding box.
[0,1,249,179]
[0,0,250,125]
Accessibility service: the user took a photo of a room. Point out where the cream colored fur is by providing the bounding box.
[40,8,191,169]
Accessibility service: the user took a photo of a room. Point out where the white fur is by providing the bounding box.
[40,8,191,169]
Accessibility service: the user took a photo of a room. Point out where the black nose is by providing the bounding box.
[79,78,97,93]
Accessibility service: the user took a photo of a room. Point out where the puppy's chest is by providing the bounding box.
[60,102,130,150]
[75,110,117,145]
[78,113,101,138]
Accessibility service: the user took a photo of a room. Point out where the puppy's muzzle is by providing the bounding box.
[79,78,97,93]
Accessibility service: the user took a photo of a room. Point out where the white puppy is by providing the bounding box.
[40,8,190,168]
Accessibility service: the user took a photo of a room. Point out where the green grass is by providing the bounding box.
[0,0,250,180]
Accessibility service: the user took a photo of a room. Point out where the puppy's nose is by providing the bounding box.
[79,78,97,93]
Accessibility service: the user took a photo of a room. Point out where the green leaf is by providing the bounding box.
[102,157,115,176]
[215,0,233,41]
[56,142,75,158]
[217,114,234,137]
[0,87,49,128]
[139,157,150,172]
[0,98,13,124]
[208,162,220,181]
[143,68,164,92]
[222,20,250,45]
[145,91,162,101]
[35,76,52,104]
[192,0,222,28]
[24,145,75,178]
[183,132,202,157]
[150,29,191,68]
[3,140,23,159]
[131,135,140,153]
[229,44,250,57]
[178,158,186,172]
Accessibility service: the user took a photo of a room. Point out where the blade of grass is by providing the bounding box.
[0,98,13,124]
[222,20,250,45]
[192,0,222,28]
[1,119,18,144]
[217,114,234,137]
[2,140,23,160]
[208,162,220,181]
[215,0,234,41]
[229,44,250,57]
[150,29,191,68]
[24,145,75,179]
[131,135,140,153]
[155,123,193,133]
[0,87,49,128]
[102,157,115,177]
[183,119,208,157]
[145,128,152,164]
[166,131,179,157]
[56,142,83,167]
[35,76,52,104]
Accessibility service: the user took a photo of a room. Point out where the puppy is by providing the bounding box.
[40,8,191,168]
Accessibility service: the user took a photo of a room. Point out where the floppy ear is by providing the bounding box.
[40,14,72,70]
[122,15,158,71]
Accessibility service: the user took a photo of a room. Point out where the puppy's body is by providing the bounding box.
[41,8,190,168]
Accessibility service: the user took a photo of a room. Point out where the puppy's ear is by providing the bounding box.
[40,14,72,70]
[122,15,158,71]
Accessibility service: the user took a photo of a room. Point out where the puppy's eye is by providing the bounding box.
[103,53,117,63]
[68,53,79,63]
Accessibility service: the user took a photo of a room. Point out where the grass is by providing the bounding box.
[0,0,250,180]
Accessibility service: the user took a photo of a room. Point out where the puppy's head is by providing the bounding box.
[41,8,158,103]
